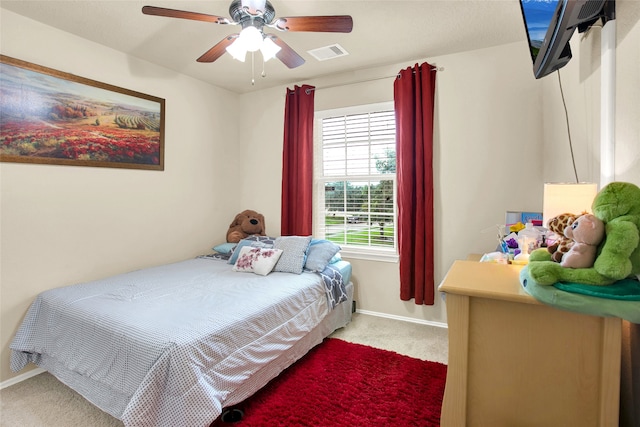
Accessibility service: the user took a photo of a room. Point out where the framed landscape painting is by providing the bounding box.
[0,55,165,170]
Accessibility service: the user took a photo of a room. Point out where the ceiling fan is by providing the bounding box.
[142,0,353,69]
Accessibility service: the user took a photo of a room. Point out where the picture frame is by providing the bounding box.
[0,55,165,171]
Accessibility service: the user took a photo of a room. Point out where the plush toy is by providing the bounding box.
[226,210,266,243]
[560,214,605,269]
[546,212,582,263]
[528,181,640,285]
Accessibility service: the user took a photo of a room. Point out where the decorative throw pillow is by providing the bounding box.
[232,246,283,276]
[304,239,341,272]
[213,242,237,254]
[228,236,277,265]
[274,236,313,274]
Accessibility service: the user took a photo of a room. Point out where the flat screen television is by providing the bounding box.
[519,0,611,79]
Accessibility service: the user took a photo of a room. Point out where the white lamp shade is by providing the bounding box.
[260,37,281,61]
[238,26,263,52]
[542,182,598,228]
[226,27,280,63]
[225,39,247,62]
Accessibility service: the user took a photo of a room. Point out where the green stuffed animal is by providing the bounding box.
[528,181,640,285]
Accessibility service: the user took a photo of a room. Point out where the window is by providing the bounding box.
[314,102,397,261]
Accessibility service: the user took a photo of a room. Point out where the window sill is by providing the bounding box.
[340,247,399,263]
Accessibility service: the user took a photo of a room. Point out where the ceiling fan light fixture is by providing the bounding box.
[238,26,263,52]
[142,1,352,70]
[260,37,281,61]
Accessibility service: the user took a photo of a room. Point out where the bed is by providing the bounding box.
[10,238,353,427]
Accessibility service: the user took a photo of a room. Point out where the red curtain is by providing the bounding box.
[281,84,315,236]
[394,63,437,305]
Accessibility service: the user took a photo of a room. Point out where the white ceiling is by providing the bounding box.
[1,0,528,94]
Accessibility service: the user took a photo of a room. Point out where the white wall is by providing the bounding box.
[237,42,544,325]
[543,0,640,187]
[0,10,241,382]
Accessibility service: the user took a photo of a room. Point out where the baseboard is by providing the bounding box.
[355,309,448,329]
[0,367,45,390]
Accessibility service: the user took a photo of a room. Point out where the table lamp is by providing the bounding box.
[542,182,598,228]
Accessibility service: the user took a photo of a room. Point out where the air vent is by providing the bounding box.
[308,44,349,61]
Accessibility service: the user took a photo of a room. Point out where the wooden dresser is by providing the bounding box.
[438,260,621,427]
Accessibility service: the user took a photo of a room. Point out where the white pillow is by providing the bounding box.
[233,246,283,276]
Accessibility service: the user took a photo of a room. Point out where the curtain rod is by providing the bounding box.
[299,65,444,94]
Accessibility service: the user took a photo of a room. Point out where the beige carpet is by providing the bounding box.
[330,313,448,364]
[0,313,448,427]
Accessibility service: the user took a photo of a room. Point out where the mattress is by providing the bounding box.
[10,257,353,427]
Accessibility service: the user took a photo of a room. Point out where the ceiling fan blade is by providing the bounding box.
[274,16,353,33]
[269,35,305,69]
[197,35,238,63]
[241,0,267,15]
[142,6,229,24]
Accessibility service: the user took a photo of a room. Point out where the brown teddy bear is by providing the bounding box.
[560,214,605,269]
[226,210,266,243]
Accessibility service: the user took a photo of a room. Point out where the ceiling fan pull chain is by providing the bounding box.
[251,51,255,85]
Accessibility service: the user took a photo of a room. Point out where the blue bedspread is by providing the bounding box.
[10,258,336,427]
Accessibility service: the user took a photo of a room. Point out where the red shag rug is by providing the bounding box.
[211,338,447,427]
